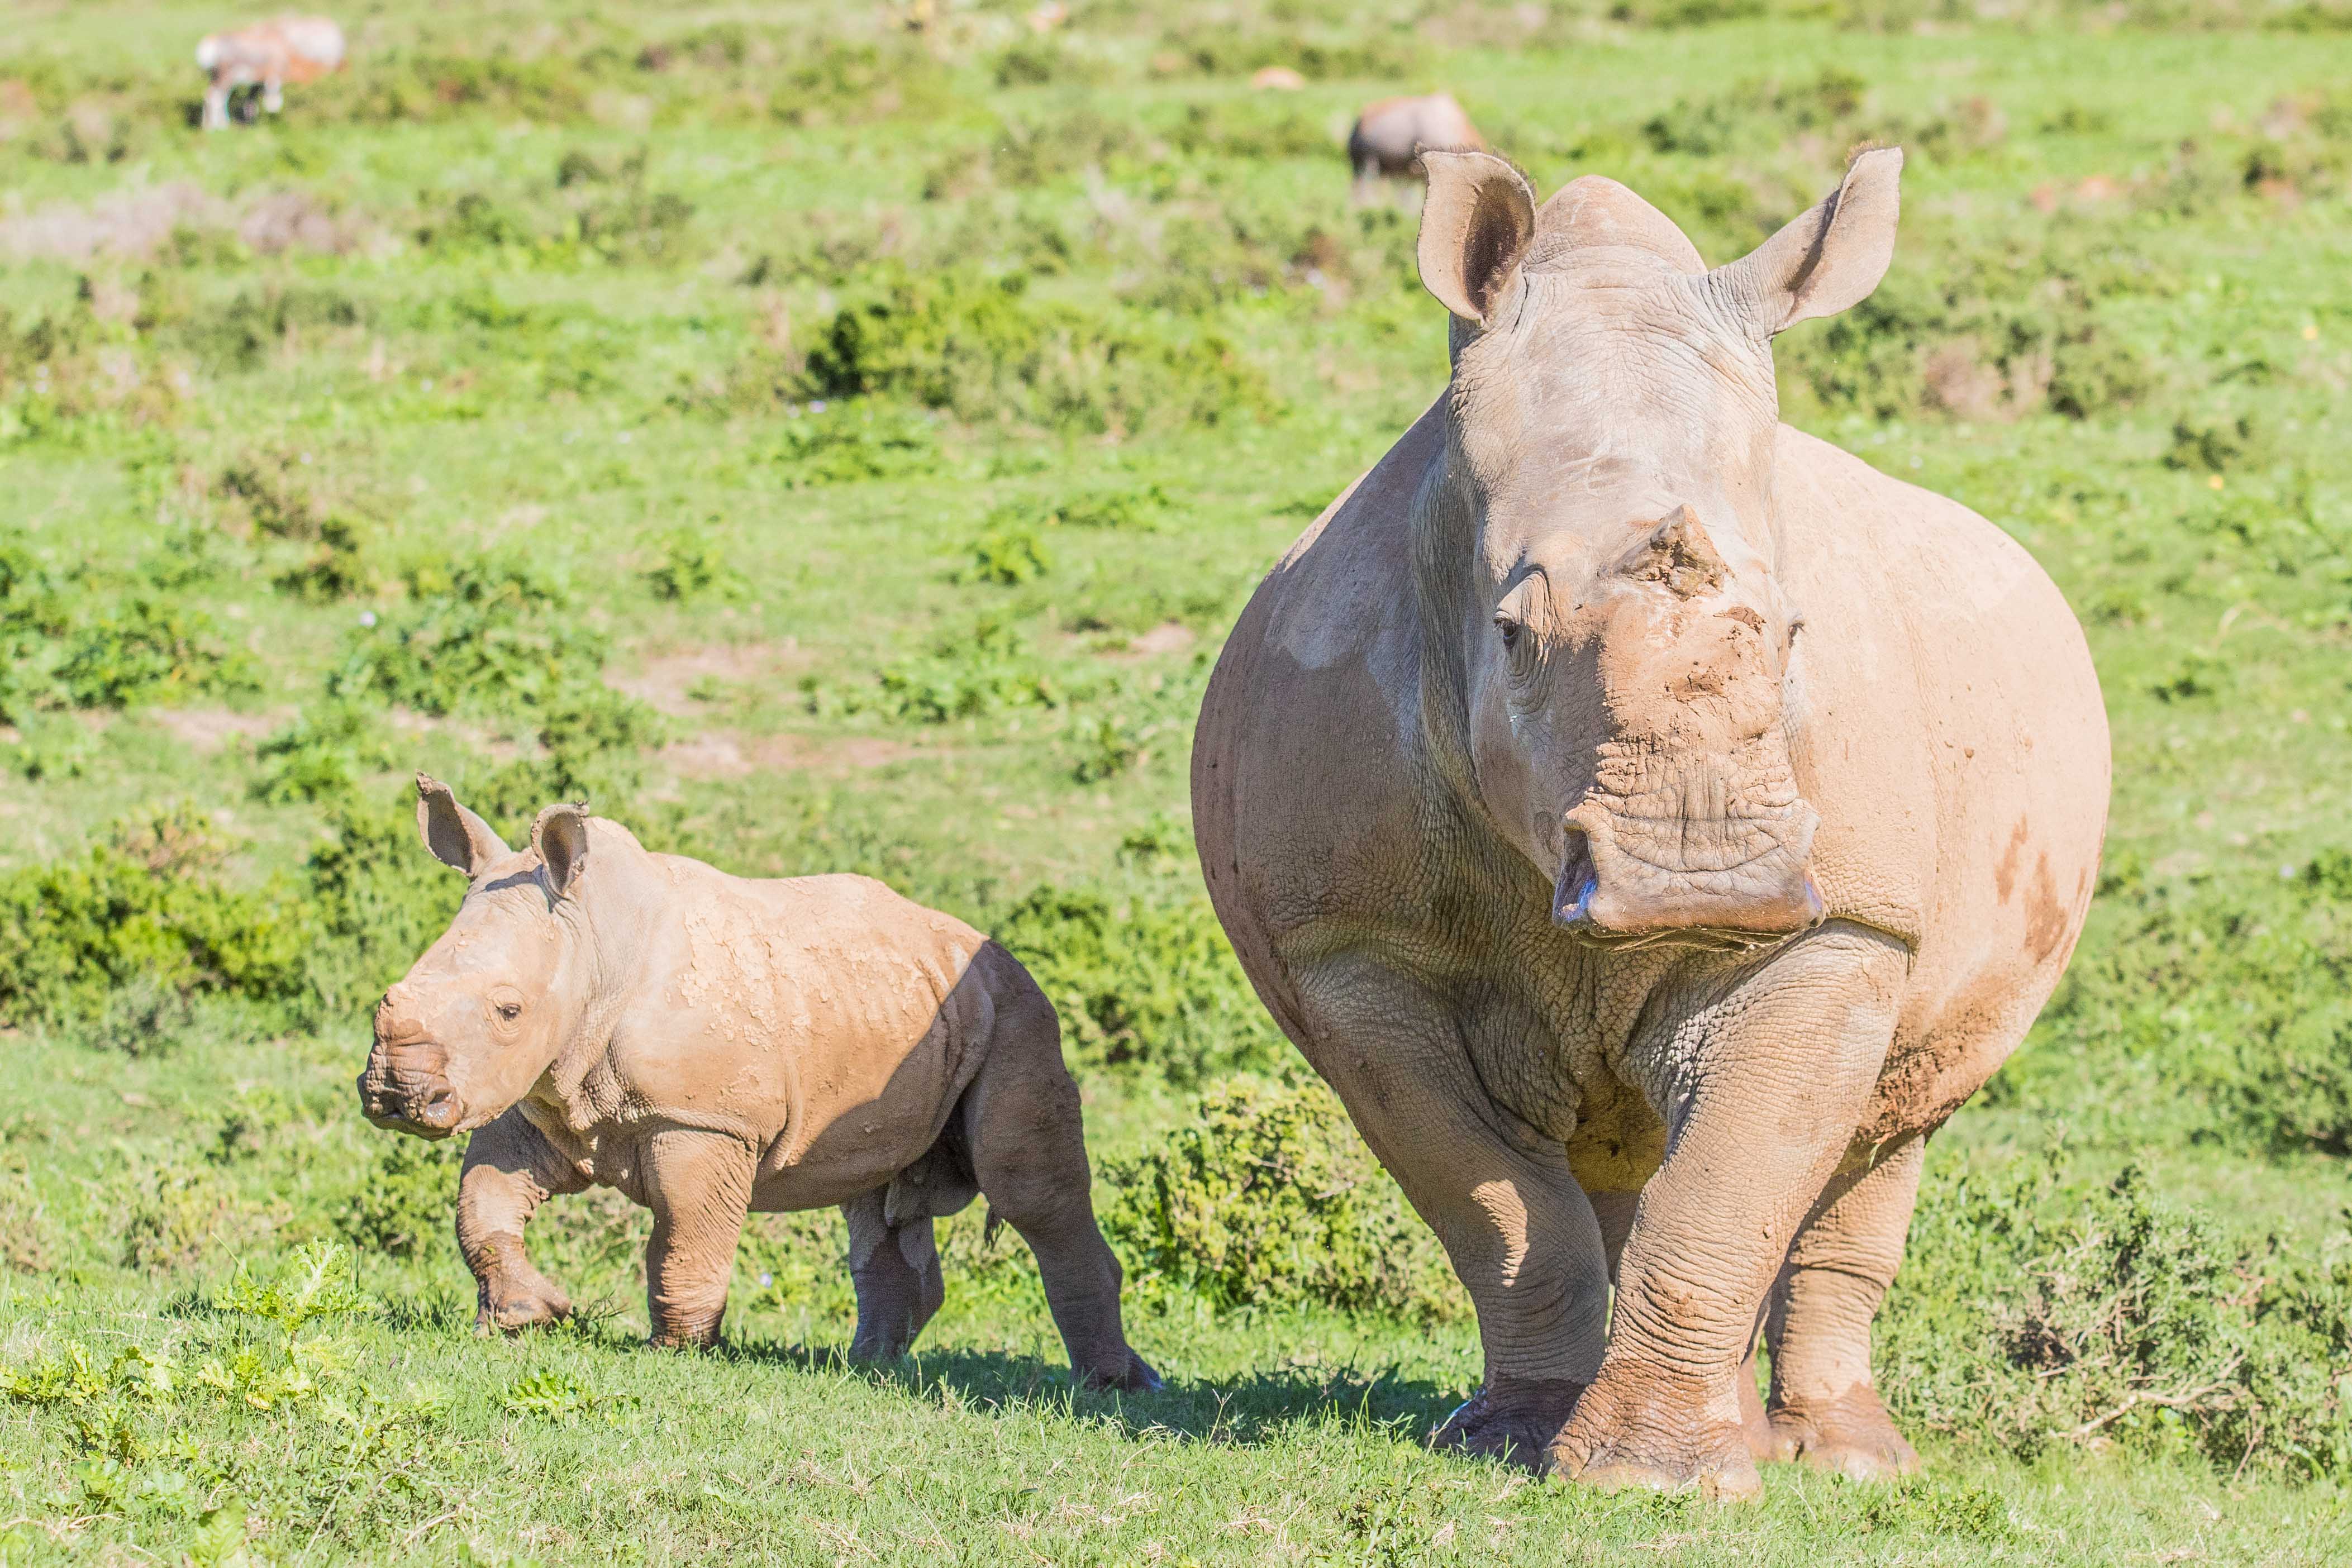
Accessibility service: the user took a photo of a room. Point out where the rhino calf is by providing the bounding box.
[359,776,1157,1389]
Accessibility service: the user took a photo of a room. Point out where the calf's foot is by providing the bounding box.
[477,1261,570,1332]
[1431,1375,1585,1471]
[1768,1386,1919,1480]
[1544,1371,1761,1502]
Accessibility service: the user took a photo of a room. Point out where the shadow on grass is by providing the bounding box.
[715,1335,1463,1449]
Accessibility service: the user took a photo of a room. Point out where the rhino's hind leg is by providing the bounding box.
[960,954,1158,1393]
[1762,1136,1926,1481]
[842,1190,945,1362]
[1546,925,1905,1500]
[456,1109,588,1332]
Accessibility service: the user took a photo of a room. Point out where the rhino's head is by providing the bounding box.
[1418,147,1903,949]
[358,776,605,1138]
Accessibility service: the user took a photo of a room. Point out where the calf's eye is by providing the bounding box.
[496,1001,522,1022]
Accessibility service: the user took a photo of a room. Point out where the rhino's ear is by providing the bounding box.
[531,802,591,899]
[1707,146,1902,337]
[416,774,508,876]
[1417,150,1536,335]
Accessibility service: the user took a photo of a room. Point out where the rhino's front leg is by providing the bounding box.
[456,1109,588,1332]
[641,1128,756,1348]
[1548,924,1905,1500]
[1294,954,1612,1469]
[1764,1135,1926,1479]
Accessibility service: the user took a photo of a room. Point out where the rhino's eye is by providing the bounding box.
[495,1000,522,1022]
[1493,612,1522,652]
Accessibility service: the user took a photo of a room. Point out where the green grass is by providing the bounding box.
[4,0,2352,1560]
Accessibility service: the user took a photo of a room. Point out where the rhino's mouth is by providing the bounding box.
[1551,739,1824,950]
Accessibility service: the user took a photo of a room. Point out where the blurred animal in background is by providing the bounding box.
[196,15,346,130]
[1348,92,1484,199]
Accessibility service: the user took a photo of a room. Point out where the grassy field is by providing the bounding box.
[3,0,2352,1560]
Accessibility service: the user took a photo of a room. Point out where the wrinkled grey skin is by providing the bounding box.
[1192,149,2109,1498]
[358,776,1156,1390]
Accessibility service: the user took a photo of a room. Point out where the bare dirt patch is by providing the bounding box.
[660,729,913,780]
[1127,622,1196,656]
[147,707,285,752]
[607,640,803,716]
[0,183,369,263]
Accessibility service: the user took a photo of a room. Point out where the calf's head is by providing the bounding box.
[358,776,599,1138]
[1418,147,1903,948]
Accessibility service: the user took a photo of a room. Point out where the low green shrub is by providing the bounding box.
[758,404,942,485]
[1777,222,2157,422]
[953,527,1053,587]
[643,528,747,602]
[799,264,1272,435]
[2012,869,2352,1156]
[1882,1148,2352,1479]
[0,811,308,1028]
[1102,1075,1462,1320]
[331,557,608,716]
[805,617,1071,725]
[337,1137,463,1261]
[251,703,395,804]
[992,887,1282,1083]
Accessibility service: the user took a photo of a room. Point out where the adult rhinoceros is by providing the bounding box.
[1191,147,2108,1498]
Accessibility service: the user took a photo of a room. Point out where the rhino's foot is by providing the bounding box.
[477,1267,571,1333]
[1076,1348,1163,1395]
[1544,1376,1761,1502]
[1768,1387,1920,1481]
[1430,1376,1585,1471]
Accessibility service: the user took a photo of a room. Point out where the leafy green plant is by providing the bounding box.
[217,1241,374,1332]
[332,557,628,726]
[643,528,747,602]
[1882,1150,2352,1478]
[992,886,1282,1081]
[799,264,1272,435]
[337,1136,463,1260]
[1102,1076,1463,1320]
[953,526,1052,586]
[498,1369,639,1426]
[251,702,395,803]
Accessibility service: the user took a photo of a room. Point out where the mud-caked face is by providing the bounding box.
[361,875,580,1137]
[1467,479,1821,949]
[357,779,595,1138]
[1420,147,1905,947]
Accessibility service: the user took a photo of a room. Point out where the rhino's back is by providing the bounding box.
[632,862,1006,1203]
[1194,401,1448,1026]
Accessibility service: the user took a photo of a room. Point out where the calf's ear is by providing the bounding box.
[1706,146,1902,337]
[531,803,591,899]
[416,774,508,876]
[1418,150,1537,343]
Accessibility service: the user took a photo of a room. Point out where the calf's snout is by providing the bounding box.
[359,1026,465,1138]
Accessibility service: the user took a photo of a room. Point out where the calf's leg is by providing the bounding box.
[1763,1135,1925,1479]
[456,1109,588,1332]
[842,1190,945,1361]
[1546,924,1904,1500]
[962,962,1157,1391]
[641,1128,755,1347]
